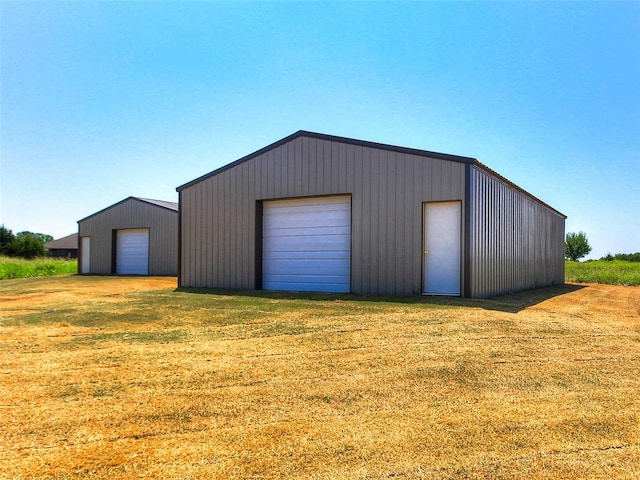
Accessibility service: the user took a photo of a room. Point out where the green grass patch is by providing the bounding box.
[565,260,640,286]
[65,330,188,347]
[0,255,77,280]
[2,308,165,328]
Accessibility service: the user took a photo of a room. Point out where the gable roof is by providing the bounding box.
[45,233,78,250]
[176,130,564,218]
[176,130,477,192]
[77,196,178,223]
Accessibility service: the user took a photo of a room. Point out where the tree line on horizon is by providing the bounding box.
[564,231,638,262]
[0,225,52,259]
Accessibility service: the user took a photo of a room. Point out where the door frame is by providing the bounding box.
[421,200,463,296]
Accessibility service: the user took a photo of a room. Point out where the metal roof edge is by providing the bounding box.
[298,130,477,164]
[134,197,179,212]
[77,196,178,224]
[472,161,567,219]
[176,130,477,192]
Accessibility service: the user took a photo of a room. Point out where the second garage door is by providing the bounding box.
[262,195,351,293]
[116,228,149,275]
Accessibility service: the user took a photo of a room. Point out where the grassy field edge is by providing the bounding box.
[2,257,638,286]
[0,255,78,280]
[565,259,640,286]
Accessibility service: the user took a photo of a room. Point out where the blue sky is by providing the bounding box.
[1,1,638,259]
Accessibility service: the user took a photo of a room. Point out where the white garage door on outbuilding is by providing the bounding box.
[262,195,351,293]
[116,228,149,275]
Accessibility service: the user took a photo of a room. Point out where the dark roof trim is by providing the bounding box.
[176,130,565,218]
[77,196,178,224]
[176,130,477,192]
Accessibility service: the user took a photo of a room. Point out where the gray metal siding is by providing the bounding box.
[78,199,178,275]
[180,136,467,295]
[469,166,565,298]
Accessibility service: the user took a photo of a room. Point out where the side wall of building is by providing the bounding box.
[468,166,565,298]
[180,135,467,295]
[78,200,178,275]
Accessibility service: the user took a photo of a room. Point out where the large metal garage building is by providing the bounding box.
[78,196,178,276]
[177,131,565,298]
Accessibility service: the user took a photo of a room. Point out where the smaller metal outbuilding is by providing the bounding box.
[77,197,178,276]
[45,233,78,259]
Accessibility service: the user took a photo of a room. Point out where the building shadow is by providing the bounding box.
[175,283,586,314]
[427,283,587,313]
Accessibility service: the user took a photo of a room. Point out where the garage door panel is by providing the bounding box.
[116,228,149,275]
[263,250,350,260]
[263,225,351,237]
[263,235,350,252]
[263,258,350,275]
[263,279,350,293]
[264,274,349,284]
[264,211,350,229]
[264,198,349,211]
[263,196,350,293]
[264,203,350,216]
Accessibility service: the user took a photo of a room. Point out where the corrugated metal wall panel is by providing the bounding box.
[180,136,467,295]
[78,198,178,276]
[469,167,564,298]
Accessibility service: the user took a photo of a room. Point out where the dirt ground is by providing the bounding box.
[2,276,637,321]
[1,276,638,479]
[0,276,176,318]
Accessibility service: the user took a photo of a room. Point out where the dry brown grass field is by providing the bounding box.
[1,276,639,479]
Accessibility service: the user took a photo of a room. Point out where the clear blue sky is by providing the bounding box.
[1,1,638,259]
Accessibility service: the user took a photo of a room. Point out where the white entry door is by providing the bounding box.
[80,236,91,274]
[116,228,149,275]
[423,201,461,295]
[262,195,351,293]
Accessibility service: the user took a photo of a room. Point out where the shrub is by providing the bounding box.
[0,226,51,259]
[11,235,46,259]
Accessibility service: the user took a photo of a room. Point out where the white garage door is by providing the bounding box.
[116,228,149,275]
[263,196,351,293]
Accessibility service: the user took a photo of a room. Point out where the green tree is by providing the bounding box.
[565,231,592,262]
[11,234,46,259]
[16,231,53,243]
[0,225,16,255]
